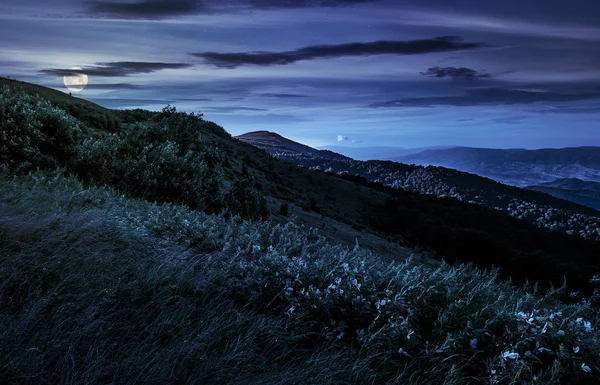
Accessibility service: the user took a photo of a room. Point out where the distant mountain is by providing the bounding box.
[316,145,453,161]
[236,131,350,161]
[394,146,600,187]
[530,178,600,193]
[525,178,600,210]
[239,131,600,241]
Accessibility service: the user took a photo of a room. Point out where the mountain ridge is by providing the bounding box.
[394,146,600,187]
[236,129,600,241]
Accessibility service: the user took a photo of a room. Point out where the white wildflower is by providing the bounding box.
[502,351,519,360]
[582,363,592,373]
[574,346,580,353]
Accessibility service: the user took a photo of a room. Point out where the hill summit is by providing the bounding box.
[236,131,350,161]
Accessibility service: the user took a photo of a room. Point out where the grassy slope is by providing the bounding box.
[0,78,410,260]
[0,77,111,112]
[2,174,600,384]
[0,77,121,135]
[4,79,600,383]
[4,79,600,297]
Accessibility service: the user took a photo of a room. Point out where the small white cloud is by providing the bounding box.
[337,135,348,142]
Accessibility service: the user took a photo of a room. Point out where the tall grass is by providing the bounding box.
[2,172,600,384]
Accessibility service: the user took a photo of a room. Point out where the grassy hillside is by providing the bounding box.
[0,77,122,134]
[3,173,600,384]
[5,79,600,383]
[3,79,600,299]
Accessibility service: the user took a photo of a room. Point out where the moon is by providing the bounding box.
[63,67,88,92]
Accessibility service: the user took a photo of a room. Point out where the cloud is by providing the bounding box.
[245,0,375,10]
[202,106,268,112]
[530,105,600,115]
[85,0,376,18]
[369,88,600,108]
[40,62,191,77]
[420,66,491,80]
[87,0,204,18]
[86,98,176,108]
[257,93,308,98]
[488,116,530,124]
[190,36,487,68]
[337,135,349,141]
[352,140,362,143]
[83,83,142,89]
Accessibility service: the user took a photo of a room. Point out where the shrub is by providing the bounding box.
[225,175,269,220]
[74,106,224,213]
[0,85,85,173]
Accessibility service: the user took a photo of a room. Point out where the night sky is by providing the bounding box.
[2,0,600,149]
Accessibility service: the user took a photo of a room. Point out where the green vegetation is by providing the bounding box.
[3,173,600,384]
[0,85,87,172]
[75,105,225,214]
[0,77,120,134]
[0,85,267,220]
[4,79,600,383]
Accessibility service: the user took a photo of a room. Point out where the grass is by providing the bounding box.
[2,172,600,384]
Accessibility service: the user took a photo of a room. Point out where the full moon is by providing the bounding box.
[63,67,88,92]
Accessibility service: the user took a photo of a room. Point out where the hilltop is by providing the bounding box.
[237,131,350,161]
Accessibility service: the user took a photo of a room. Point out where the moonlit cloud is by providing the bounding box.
[40,62,192,77]
[338,135,349,141]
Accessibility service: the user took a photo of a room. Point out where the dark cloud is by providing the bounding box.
[83,83,142,89]
[40,62,191,77]
[420,66,492,80]
[87,98,176,108]
[369,88,600,108]
[202,106,268,112]
[174,98,214,102]
[257,93,308,98]
[208,113,312,124]
[489,116,530,124]
[533,106,600,114]
[87,0,204,18]
[246,0,374,9]
[190,36,487,68]
[85,0,376,18]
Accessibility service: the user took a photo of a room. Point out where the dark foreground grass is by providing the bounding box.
[2,172,600,384]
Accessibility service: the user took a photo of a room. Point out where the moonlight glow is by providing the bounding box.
[63,67,88,92]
